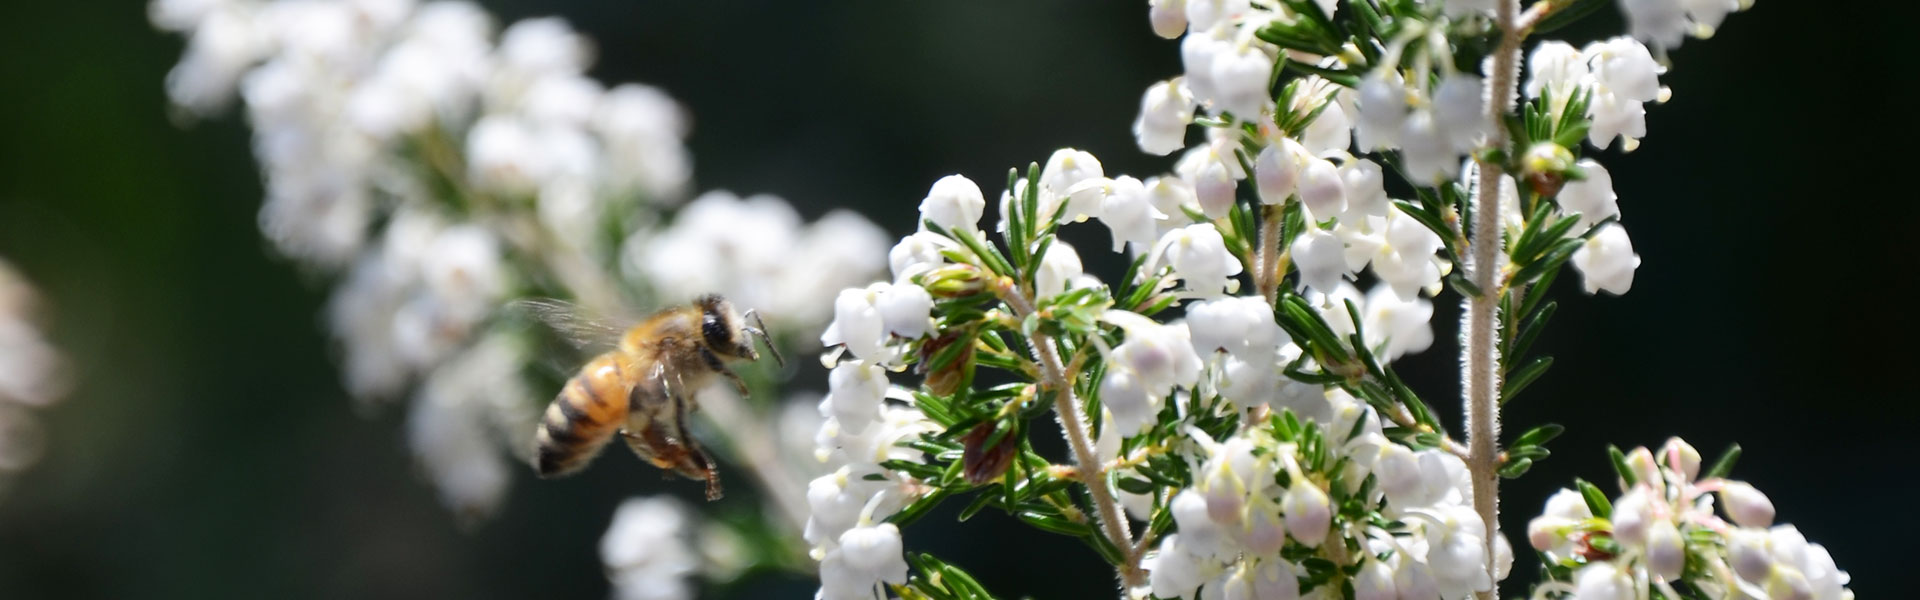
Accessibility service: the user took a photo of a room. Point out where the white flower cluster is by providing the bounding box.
[0,260,69,497]
[632,191,891,333]
[807,186,970,599]
[1528,438,1851,600]
[600,496,701,600]
[152,0,692,268]
[1620,0,1754,49]
[1526,38,1670,153]
[1142,391,1513,600]
[155,0,887,519]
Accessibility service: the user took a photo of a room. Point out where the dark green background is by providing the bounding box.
[0,1,1909,598]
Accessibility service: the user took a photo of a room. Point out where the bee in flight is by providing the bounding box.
[517,294,781,500]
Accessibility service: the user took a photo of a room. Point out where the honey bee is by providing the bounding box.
[518,294,781,500]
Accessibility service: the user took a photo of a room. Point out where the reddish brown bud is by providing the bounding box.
[916,331,974,396]
[961,421,1019,486]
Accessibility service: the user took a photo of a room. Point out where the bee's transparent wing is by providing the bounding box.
[505,298,627,352]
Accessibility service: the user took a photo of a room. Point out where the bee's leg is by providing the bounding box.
[667,381,723,501]
[701,347,750,399]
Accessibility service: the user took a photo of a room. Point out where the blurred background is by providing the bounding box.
[0,0,1913,598]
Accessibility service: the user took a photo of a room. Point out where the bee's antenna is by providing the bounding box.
[743,309,784,367]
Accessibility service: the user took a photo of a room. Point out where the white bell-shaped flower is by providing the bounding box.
[825,361,888,432]
[1254,139,1305,205]
[1036,240,1085,299]
[837,521,910,588]
[919,174,986,233]
[1136,79,1196,155]
[1290,227,1348,295]
[1354,71,1408,152]
[1298,157,1347,221]
[1282,478,1331,547]
[1156,224,1243,297]
[1100,175,1167,253]
[1041,148,1106,223]
[1210,43,1275,120]
[1571,223,1640,295]
[1573,561,1635,600]
[821,286,887,361]
[875,283,932,339]
[1558,159,1620,228]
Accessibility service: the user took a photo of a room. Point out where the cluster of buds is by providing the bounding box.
[1528,439,1851,600]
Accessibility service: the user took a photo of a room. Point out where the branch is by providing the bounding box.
[1465,1,1526,598]
[999,283,1142,591]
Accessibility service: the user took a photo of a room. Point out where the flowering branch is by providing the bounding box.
[998,280,1142,588]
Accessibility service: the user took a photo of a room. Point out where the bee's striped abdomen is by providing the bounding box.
[533,354,631,478]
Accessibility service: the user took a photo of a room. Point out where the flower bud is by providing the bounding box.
[959,421,1018,485]
[1148,0,1187,39]
[1253,140,1301,205]
[920,264,988,298]
[1282,478,1331,547]
[915,330,974,397]
[1520,141,1574,198]
[1727,527,1773,582]
[1191,157,1236,219]
[1239,506,1285,556]
[1573,562,1634,600]
[1610,487,1653,548]
[1353,559,1396,600]
[1661,437,1701,482]
[1297,158,1346,221]
[1721,481,1776,528]
[1646,519,1684,581]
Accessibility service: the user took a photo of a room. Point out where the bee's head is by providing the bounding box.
[697,295,781,366]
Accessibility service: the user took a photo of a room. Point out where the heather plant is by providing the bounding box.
[148,0,1853,599]
[806,1,1846,599]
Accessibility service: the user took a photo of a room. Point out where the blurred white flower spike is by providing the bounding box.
[0,259,70,498]
[154,0,885,532]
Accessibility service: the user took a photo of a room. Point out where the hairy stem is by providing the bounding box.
[1001,285,1141,591]
[1466,1,1524,598]
[1258,204,1284,304]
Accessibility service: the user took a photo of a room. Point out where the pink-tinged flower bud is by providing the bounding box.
[1573,562,1634,600]
[1728,527,1773,582]
[1646,519,1685,581]
[1240,507,1286,556]
[1353,559,1396,600]
[1148,0,1187,39]
[1721,481,1776,528]
[1610,487,1653,547]
[1661,437,1701,482]
[1282,478,1331,547]
[1254,140,1302,205]
[1297,158,1346,221]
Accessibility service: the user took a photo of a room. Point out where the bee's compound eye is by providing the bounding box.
[701,312,729,350]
